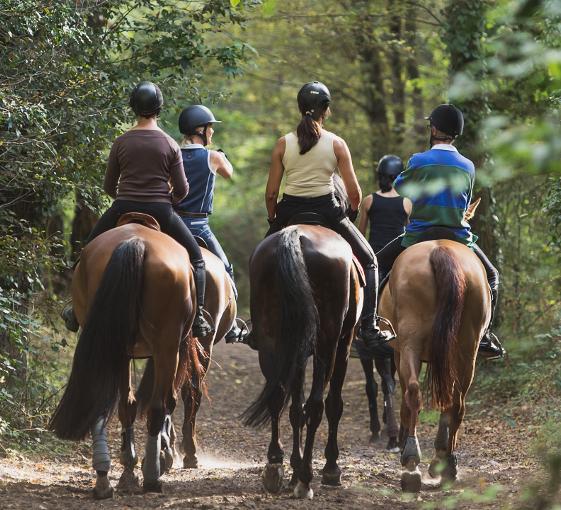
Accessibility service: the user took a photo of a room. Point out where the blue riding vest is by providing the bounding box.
[176,144,216,214]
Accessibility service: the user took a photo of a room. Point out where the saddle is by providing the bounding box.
[116,212,161,231]
[286,212,366,287]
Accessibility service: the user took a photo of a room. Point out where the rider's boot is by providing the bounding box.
[478,288,505,360]
[225,321,248,344]
[61,303,79,332]
[192,260,214,338]
[359,264,395,351]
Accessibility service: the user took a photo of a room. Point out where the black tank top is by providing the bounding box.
[368,193,408,252]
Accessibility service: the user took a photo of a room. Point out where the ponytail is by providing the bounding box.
[378,173,394,193]
[296,115,322,155]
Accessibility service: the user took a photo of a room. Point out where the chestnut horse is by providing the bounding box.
[243,224,362,499]
[379,236,491,492]
[49,219,207,498]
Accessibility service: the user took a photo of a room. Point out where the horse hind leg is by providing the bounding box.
[91,417,114,499]
[117,360,140,493]
[375,355,399,452]
[293,356,327,500]
[429,412,450,479]
[399,353,423,493]
[322,337,350,487]
[181,374,202,469]
[360,357,381,442]
[261,384,286,494]
[288,366,305,487]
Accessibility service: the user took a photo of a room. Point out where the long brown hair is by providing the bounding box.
[297,108,327,155]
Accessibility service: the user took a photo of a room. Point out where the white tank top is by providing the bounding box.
[282,130,338,197]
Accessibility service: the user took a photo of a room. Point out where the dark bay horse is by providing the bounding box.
[136,244,237,470]
[379,238,490,492]
[243,224,362,499]
[355,347,400,451]
[49,220,202,497]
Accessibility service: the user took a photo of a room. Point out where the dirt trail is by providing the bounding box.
[0,342,537,509]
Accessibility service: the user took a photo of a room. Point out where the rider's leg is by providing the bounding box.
[183,218,244,344]
[61,202,123,332]
[375,235,407,284]
[472,244,504,359]
[163,210,214,338]
[331,217,395,347]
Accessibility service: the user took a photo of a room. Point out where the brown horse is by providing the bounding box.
[379,237,491,492]
[136,242,237,470]
[49,219,204,498]
[243,224,362,499]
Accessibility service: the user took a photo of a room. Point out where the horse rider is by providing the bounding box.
[375,104,505,359]
[352,155,412,358]
[62,81,214,338]
[358,154,412,253]
[175,105,247,343]
[265,81,395,349]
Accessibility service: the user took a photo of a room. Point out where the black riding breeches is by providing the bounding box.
[266,193,377,269]
[376,232,500,292]
[86,199,204,264]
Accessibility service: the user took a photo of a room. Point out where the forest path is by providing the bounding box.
[0,341,537,509]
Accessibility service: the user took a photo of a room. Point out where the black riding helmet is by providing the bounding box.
[377,154,404,178]
[129,81,164,117]
[297,81,331,118]
[178,105,221,136]
[426,104,464,137]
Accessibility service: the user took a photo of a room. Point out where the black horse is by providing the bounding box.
[243,224,362,499]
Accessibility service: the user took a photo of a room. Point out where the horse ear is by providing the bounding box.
[464,197,481,221]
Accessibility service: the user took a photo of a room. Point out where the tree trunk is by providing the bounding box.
[387,0,405,144]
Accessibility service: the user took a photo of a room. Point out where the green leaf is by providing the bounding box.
[230,0,241,6]
[262,0,277,16]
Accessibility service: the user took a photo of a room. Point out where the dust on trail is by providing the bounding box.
[0,342,538,509]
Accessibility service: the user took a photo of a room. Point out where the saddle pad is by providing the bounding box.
[117,212,161,231]
[352,255,366,287]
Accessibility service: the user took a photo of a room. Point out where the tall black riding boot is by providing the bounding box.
[478,288,505,360]
[359,264,395,350]
[192,260,214,338]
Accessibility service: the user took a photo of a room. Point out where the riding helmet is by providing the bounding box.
[129,81,164,117]
[426,104,464,137]
[297,81,331,116]
[377,155,404,178]
[178,105,221,135]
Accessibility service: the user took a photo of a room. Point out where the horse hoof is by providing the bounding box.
[143,479,163,493]
[262,463,284,494]
[369,431,381,443]
[117,470,140,492]
[401,468,422,493]
[386,437,400,453]
[93,477,114,500]
[293,480,314,499]
[183,455,198,469]
[321,470,342,486]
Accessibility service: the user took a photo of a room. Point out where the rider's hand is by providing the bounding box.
[347,207,358,223]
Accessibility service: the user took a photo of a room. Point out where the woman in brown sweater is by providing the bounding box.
[63,82,213,337]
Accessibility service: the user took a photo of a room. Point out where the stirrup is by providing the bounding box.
[377,315,396,339]
[225,318,250,344]
[478,332,505,361]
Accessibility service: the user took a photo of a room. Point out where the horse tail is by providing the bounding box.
[243,226,319,427]
[137,337,207,417]
[427,245,466,409]
[49,237,146,440]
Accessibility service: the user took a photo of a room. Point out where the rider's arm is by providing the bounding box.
[265,137,286,221]
[358,195,373,235]
[210,150,234,179]
[333,137,361,211]
[403,197,413,218]
[169,145,189,203]
[103,143,120,199]
[393,156,417,199]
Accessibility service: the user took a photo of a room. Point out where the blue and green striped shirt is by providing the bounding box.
[394,144,477,248]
